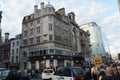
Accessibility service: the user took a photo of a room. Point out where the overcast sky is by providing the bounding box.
[0,0,120,58]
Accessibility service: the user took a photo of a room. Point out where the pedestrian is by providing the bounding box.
[91,65,99,80]
[24,68,27,76]
[101,67,117,80]
[27,69,31,79]
[84,68,91,80]
[114,64,120,80]
[98,65,106,80]
[35,69,40,80]
[31,69,35,80]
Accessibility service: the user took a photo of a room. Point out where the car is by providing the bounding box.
[52,67,85,80]
[41,68,55,80]
[0,68,10,80]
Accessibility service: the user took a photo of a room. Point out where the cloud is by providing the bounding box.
[99,13,120,54]
[73,1,111,24]
[0,0,36,38]
[101,13,120,32]
[0,0,119,56]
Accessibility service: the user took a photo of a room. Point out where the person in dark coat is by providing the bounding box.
[84,68,91,80]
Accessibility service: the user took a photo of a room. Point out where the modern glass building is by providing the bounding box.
[80,22,106,59]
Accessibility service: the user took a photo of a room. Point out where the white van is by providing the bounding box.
[51,67,85,80]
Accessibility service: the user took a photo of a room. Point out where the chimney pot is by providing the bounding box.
[4,32,9,43]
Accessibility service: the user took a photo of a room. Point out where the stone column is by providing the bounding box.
[53,59,58,70]
[71,60,74,66]
[53,59,57,67]
[19,62,24,71]
[35,60,39,70]
[64,60,67,67]
[27,61,31,70]
[46,60,50,68]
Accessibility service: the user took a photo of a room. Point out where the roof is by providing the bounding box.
[45,3,54,8]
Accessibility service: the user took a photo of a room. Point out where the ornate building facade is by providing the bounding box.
[20,2,91,70]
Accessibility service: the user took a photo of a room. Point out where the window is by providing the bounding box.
[37,19,40,24]
[49,34,53,41]
[12,49,14,55]
[30,28,34,35]
[12,56,14,63]
[37,26,40,33]
[49,49,54,54]
[24,30,27,37]
[25,23,28,28]
[23,39,27,45]
[23,51,27,58]
[30,38,34,44]
[49,23,52,31]
[16,48,18,54]
[55,35,62,42]
[72,68,84,75]
[16,41,19,46]
[49,16,52,21]
[55,49,61,55]
[16,56,18,62]
[64,68,71,77]
[49,8,52,12]
[36,36,41,43]
[55,68,65,76]
[12,42,15,47]
[31,22,33,26]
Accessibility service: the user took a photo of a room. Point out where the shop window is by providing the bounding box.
[49,49,54,54]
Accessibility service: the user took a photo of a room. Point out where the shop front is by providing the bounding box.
[28,54,74,70]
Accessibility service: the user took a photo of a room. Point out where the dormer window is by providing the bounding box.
[45,3,54,13]
[49,8,52,12]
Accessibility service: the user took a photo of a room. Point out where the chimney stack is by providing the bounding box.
[57,8,65,15]
[4,33,9,43]
[40,2,44,10]
[34,5,38,13]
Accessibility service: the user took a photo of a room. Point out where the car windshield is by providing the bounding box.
[44,69,53,73]
[72,67,84,75]
[0,70,10,77]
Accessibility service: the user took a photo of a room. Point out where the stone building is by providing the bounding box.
[0,12,11,68]
[0,32,10,68]
[9,34,21,69]
[20,2,91,70]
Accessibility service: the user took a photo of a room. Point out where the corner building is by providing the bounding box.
[20,2,91,70]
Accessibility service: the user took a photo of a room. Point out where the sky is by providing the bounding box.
[0,0,120,58]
